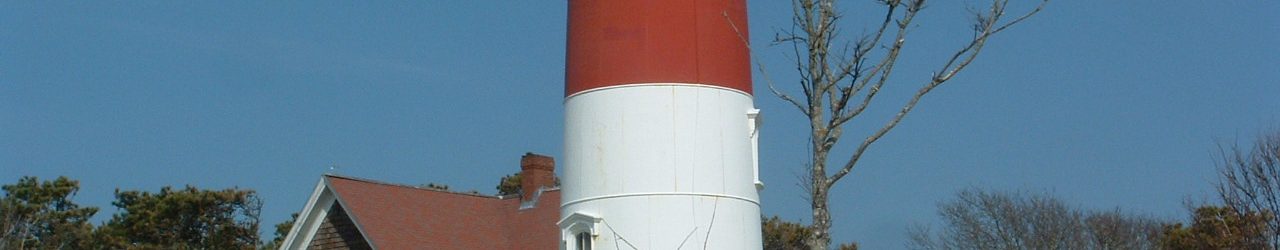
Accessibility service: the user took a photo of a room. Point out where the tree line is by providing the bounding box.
[7,130,1276,249]
[0,176,292,250]
[762,130,1280,249]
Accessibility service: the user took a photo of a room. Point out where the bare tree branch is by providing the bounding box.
[828,0,1047,186]
[767,0,1047,248]
[1216,130,1280,249]
[723,12,809,115]
[910,188,1163,250]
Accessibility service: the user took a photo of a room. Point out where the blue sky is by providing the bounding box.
[2,1,1277,248]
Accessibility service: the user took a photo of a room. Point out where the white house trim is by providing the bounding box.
[558,212,602,250]
[277,176,378,250]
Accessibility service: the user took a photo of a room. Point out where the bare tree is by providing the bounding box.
[907,189,1085,250]
[1216,130,1280,248]
[1084,209,1164,250]
[908,188,1165,250]
[762,0,1047,248]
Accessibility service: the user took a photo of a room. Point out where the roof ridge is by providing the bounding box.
[323,173,501,199]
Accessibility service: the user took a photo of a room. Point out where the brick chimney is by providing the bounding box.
[520,153,556,202]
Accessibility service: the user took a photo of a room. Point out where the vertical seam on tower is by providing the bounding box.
[672,86,678,192]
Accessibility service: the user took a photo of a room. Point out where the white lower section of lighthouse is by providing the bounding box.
[560,84,763,250]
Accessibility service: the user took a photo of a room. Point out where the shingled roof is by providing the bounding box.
[278,154,561,250]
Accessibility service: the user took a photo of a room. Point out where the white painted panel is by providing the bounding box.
[562,84,762,250]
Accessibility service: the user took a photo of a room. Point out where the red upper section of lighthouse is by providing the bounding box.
[565,0,752,96]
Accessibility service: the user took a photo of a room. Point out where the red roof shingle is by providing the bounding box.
[324,175,561,249]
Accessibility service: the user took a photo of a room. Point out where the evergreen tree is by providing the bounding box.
[0,176,99,249]
[98,186,262,249]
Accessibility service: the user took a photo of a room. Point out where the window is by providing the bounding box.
[575,231,592,250]
[558,212,601,250]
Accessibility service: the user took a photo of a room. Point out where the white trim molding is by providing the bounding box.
[278,180,333,250]
[276,176,378,250]
[561,192,760,207]
[747,108,764,190]
[565,83,752,100]
[558,212,602,250]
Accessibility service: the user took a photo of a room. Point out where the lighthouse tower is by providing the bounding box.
[559,0,763,249]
